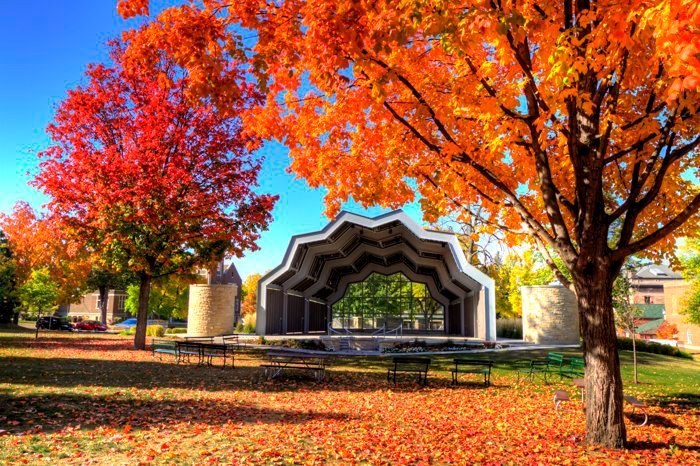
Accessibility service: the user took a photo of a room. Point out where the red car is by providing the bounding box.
[74,320,108,332]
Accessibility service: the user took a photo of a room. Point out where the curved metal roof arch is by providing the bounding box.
[257,210,496,340]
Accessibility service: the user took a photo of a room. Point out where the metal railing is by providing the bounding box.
[328,321,403,338]
[327,323,353,336]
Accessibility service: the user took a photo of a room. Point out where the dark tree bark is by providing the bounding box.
[573,253,627,448]
[134,272,151,350]
[98,285,109,324]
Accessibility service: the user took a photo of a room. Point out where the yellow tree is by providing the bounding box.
[241,273,262,318]
[119,0,700,447]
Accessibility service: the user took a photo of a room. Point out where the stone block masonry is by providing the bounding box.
[522,285,579,345]
[187,284,237,337]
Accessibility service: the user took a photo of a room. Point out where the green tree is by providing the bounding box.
[0,230,18,324]
[679,238,700,325]
[612,264,642,384]
[17,268,60,340]
[125,274,195,320]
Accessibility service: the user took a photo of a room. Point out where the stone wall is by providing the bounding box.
[187,284,237,336]
[522,285,579,344]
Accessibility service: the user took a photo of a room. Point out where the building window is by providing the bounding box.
[114,295,126,313]
[644,296,652,304]
[688,329,693,345]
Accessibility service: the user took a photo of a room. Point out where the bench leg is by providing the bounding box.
[629,406,648,427]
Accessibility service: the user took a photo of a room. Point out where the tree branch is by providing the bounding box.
[613,192,700,260]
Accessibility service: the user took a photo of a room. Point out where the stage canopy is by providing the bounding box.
[256,210,496,340]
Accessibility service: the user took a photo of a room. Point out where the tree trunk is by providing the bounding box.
[134,273,151,350]
[576,272,627,448]
[632,331,638,384]
[98,285,109,324]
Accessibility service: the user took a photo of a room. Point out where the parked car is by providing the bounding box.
[113,318,137,329]
[74,320,108,332]
[114,318,168,329]
[36,316,73,331]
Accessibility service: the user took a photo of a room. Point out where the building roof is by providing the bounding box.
[636,318,664,335]
[632,264,683,280]
[633,304,665,319]
[257,210,497,339]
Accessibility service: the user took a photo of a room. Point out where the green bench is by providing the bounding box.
[516,352,564,382]
[387,357,431,385]
[517,353,585,383]
[451,359,493,386]
[560,357,585,379]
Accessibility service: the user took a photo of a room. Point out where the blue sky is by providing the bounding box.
[0,1,424,280]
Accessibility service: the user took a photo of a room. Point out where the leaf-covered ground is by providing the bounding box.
[0,329,698,465]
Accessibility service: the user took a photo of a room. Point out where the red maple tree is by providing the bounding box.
[34,40,277,350]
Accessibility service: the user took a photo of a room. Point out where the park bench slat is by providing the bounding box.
[387,357,431,385]
[451,359,493,386]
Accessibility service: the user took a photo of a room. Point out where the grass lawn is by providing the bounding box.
[0,327,698,465]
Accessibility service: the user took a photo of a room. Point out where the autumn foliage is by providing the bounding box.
[655,321,679,339]
[114,0,699,447]
[0,202,91,304]
[0,333,699,464]
[34,38,276,349]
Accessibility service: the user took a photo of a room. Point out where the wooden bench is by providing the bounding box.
[152,338,179,361]
[387,357,431,385]
[624,395,648,426]
[451,359,493,386]
[261,351,330,381]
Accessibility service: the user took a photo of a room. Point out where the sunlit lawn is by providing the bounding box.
[0,327,698,465]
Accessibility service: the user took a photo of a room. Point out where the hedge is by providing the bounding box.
[146,325,165,337]
[617,337,693,359]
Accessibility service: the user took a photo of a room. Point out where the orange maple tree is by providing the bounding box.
[655,321,679,339]
[34,39,277,350]
[0,202,91,304]
[117,0,699,447]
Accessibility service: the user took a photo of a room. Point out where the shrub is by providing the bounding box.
[165,328,187,335]
[496,318,523,339]
[617,337,693,359]
[146,325,165,337]
[118,327,136,336]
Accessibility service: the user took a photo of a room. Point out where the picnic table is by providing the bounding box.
[152,337,237,367]
[261,351,331,381]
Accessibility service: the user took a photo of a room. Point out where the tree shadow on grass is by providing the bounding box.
[626,439,700,452]
[0,390,356,435]
[647,392,700,409]
[1,355,453,394]
[0,336,136,352]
